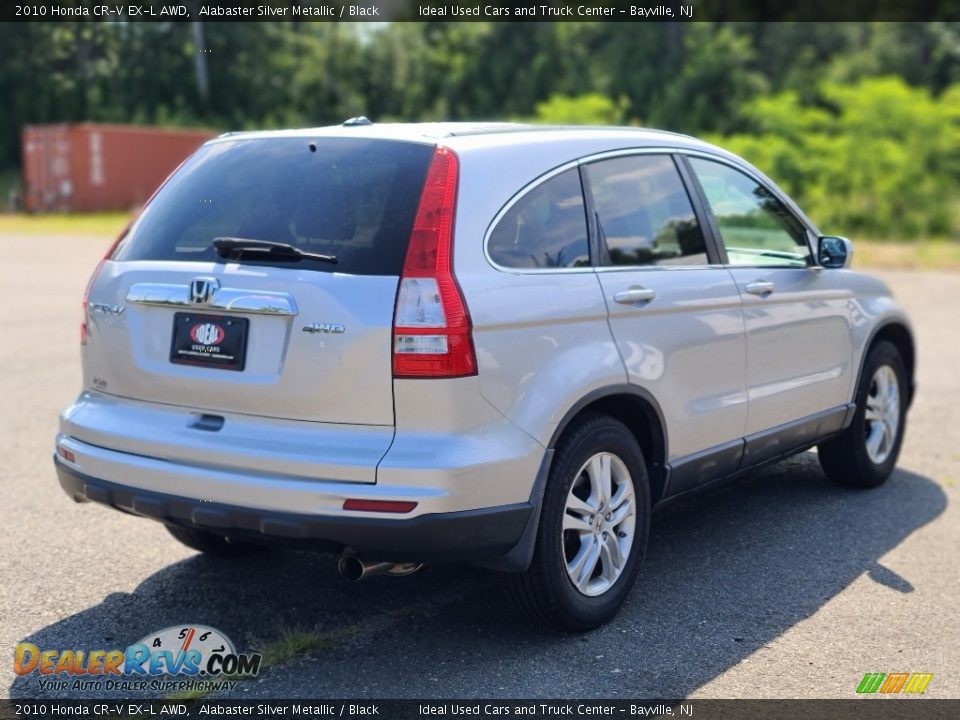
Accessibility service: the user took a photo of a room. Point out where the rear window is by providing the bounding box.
[114,137,434,275]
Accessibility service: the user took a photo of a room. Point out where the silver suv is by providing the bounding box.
[55,123,915,630]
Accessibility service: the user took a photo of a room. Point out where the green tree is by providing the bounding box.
[532,93,628,125]
[714,77,960,238]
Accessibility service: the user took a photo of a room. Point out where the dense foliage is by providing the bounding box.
[3,21,959,237]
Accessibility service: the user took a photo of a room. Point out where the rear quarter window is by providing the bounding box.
[114,137,434,275]
[487,168,590,270]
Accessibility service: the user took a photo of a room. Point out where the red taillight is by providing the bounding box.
[392,146,477,379]
[342,499,418,514]
[81,229,127,345]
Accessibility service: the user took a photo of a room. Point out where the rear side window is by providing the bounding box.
[584,154,708,267]
[488,168,590,269]
[115,138,434,275]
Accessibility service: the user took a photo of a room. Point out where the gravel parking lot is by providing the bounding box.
[2,233,958,699]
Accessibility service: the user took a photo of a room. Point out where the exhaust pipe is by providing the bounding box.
[337,554,423,581]
[338,555,394,581]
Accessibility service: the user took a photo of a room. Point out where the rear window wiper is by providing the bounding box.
[212,237,338,265]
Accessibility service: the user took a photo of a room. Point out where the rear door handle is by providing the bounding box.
[613,286,657,305]
[744,280,775,297]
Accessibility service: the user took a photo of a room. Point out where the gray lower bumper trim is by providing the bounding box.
[55,457,531,563]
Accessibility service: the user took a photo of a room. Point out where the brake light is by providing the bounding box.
[392,146,477,379]
[81,229,127,345]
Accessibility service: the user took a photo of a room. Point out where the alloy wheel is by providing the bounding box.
[864,364,900,465]
[562,452,637,597]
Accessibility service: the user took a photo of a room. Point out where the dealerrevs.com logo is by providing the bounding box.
[14,625,261,693]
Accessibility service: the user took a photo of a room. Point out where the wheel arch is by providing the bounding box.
[479,385,668,574]
[860,320,916,407]
[547,385,669,506]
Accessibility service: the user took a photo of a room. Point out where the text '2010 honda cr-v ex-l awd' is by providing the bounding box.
[55,122,915,630]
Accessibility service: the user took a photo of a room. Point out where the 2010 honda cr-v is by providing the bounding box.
[55,122,915,630]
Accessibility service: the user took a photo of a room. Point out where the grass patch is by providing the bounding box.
[0,211,132,237]
[854,239,960,272]
[257,626,341,667]
[165,626,346,701]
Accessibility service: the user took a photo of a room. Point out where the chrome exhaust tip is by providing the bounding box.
[337,554,422,581]
[337,555,394,581]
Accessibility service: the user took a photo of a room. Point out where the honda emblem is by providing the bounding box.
[189,278,220,305]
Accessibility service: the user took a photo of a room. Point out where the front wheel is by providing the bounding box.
[819,340,908,488]
[506,414,650,631]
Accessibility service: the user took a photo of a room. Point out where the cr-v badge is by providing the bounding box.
[88,303,125,316]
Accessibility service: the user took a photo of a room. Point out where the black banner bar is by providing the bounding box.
[2,700,960,720]
[3,0,960,23]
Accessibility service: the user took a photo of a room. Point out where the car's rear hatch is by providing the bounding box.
[82,135,435,426]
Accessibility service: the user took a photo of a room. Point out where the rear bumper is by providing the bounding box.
[58,390,544,515]
[55,457,532,563]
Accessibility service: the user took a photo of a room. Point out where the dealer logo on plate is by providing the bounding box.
[189,323,225,346]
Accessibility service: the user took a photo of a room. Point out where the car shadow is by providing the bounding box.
[9,453,947,699]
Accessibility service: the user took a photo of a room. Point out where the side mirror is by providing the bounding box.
[818,236,853,269]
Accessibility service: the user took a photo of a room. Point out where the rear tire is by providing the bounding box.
[165,524,261,557]
[818,340,908,488]
[506,414,650,631]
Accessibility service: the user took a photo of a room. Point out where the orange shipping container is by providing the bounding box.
[22,123,217,213]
